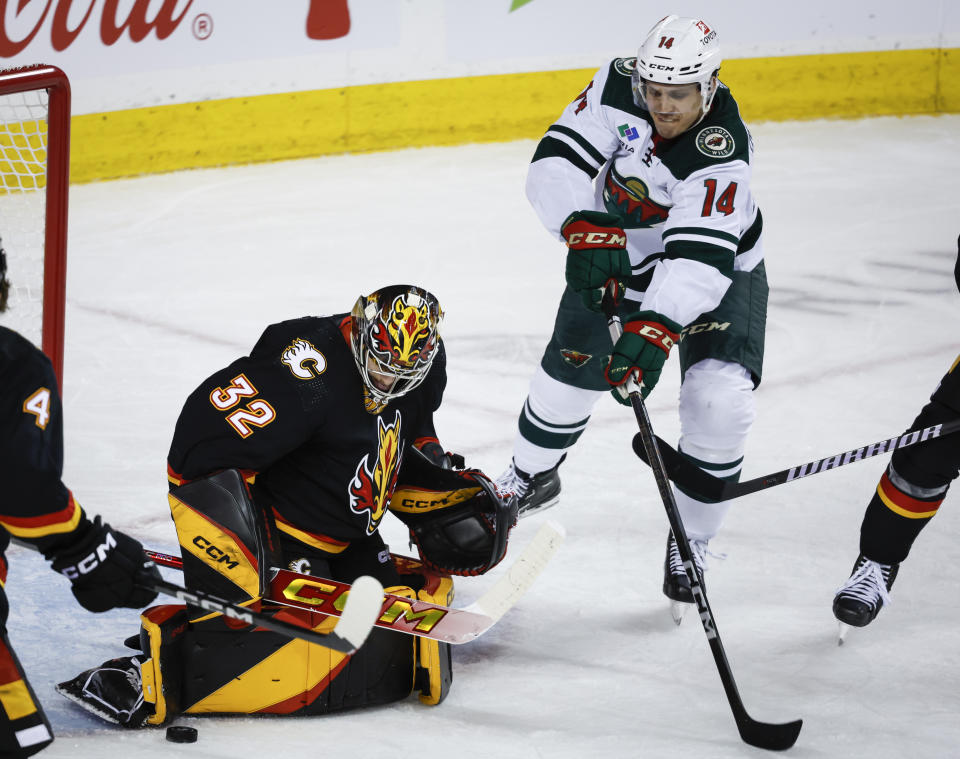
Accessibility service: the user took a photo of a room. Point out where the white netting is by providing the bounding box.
[0,85,49,349]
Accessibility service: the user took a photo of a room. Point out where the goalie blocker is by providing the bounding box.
[58,456,516,725]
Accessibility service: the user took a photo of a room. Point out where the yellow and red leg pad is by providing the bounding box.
[0,631,54,757]
[167,469,277,603]
[139,563,458,720]
[178,591,416,716]
[410,565,456,705]
[139,604,191,726]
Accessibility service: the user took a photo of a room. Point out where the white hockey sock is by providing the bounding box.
[512,367,604,474]
[675,359,755,541]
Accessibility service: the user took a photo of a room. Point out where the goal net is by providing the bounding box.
[0,64,70,385]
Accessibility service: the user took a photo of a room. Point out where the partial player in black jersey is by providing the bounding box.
[58,284,516,726]
[0,243,160,758]
[833,238,960,634]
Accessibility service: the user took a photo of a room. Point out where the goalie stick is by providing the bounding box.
[604,290,802,751]
[142,573,383,654]
[10,537,382,653]
[631,418,960,502]
[145,520,564,645]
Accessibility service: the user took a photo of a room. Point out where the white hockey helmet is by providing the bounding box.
[632,15,722,114]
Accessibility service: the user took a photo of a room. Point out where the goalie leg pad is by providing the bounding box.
[168,469,278,602]
[140,604,190,725]
[177,590,418,715]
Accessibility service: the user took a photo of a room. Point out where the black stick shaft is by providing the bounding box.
[604,293,801,751]
[631,419,960,502]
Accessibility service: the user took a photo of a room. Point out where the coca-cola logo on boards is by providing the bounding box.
[0,0,351,57]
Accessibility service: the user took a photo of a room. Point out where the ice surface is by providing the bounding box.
[5,114,960,758]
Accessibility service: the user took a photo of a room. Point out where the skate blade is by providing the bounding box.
[669,600,690,625]
[837,621,852,646]
[517,496,560,520]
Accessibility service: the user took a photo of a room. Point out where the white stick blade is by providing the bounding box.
[465,520,565,623]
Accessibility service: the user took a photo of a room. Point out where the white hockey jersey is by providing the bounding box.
[526,57,763,327]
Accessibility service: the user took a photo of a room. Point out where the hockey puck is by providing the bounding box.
[166,725,198,743]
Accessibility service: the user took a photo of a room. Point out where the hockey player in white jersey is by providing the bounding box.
[496,15,768,616]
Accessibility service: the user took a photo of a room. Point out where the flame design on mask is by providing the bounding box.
[371,296,435,367]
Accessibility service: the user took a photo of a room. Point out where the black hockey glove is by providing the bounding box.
[415,440,465,470]
[562,210,632,312]
[51,516,161,613]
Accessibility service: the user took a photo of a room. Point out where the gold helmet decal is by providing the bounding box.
[372,295,436,367]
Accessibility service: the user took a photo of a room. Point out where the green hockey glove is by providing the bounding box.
[562,210,631,312]
[605,310,682,403]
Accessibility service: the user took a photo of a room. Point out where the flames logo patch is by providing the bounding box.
[349,412,402,535]
[281,338,326,379]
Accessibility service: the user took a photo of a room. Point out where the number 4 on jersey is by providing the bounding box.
[23,387,52,429]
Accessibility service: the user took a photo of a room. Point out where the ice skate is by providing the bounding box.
[832,554,899,644]
[662,530,708,625]
[495,456,564,518]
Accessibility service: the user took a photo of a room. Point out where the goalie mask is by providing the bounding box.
[390,448,518,576]
[350,284,443,404]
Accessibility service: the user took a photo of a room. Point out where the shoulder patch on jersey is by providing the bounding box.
[281,338,327,380]
[613,57,637,77]
[695,126,736,159]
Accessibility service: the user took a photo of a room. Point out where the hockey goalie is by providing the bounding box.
[56,285,517,725]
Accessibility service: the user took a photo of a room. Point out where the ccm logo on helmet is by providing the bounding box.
[58,532,117,579]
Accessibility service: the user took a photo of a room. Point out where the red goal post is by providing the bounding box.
[0,64,70,387]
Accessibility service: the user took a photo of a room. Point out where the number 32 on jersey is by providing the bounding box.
[208,373,277,438]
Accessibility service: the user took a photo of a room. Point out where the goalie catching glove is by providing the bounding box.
[562,210,632,312]
[606,310,682,402]
[390,448,518,576]
[50,516,161,612]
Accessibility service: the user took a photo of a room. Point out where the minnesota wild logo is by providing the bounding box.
[560,349,592,368]
[696,126,736,158]
[602,165,670,228]
[613,57,637,77]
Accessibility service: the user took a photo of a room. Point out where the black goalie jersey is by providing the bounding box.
[166,314,446,548]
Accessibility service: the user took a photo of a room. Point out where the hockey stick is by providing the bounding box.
[141,573,383,654]
[631,419,960,502]
[144,520,564,645]
[604,291,802,751]
[10,537,382,653]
